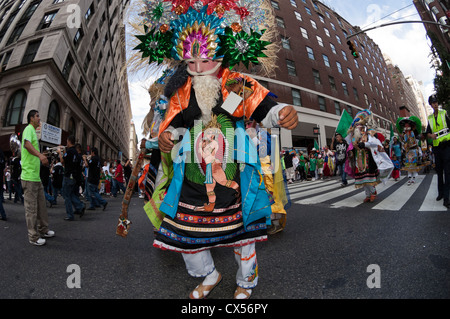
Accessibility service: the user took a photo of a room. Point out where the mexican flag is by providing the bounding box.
[335,109,353,138]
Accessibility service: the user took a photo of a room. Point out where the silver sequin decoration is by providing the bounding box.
[235,39,249,53]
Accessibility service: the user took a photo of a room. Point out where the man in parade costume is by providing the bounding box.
[396,116,424,186]
[133,0,298,299]
[347,110,393,203]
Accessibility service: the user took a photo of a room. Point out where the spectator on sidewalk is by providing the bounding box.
[21,110,55,245]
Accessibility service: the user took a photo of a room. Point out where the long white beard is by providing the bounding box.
[192,75,221,123]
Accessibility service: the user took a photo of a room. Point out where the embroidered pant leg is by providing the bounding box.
[182,250,216,278]
[364,185,376,197]
[234,243,258,289]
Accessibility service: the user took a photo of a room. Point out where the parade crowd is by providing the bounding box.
[280,132,434,186]
[0,135,134,224]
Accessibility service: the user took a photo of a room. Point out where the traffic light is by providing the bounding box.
[347,40,359,59]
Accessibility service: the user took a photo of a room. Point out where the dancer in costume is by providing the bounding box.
[396,116,425,185]
[347,110,393,203]
[140,69,177,229]
[133,0,298,300]
[247,120,288,235]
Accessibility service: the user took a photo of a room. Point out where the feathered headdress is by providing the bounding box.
[132,0,278,75]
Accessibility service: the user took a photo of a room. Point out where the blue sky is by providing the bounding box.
[127,0,436,141]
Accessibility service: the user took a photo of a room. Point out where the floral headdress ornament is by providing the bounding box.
[134,0,276,71]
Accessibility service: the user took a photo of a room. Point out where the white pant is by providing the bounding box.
[182,243,258,289]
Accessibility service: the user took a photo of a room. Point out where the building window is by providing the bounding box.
[353,87,359,102]
[334,102,341,116]
[330,43,336,54]
[341,50,348,61]
[336,61,343,74]
[77,77,85,98]
[3,89,27,127]
[347,68,353,79]
[7,0,42,45]
[1,51,12,71]
[311,20,317,29]
[37,10,58,30]
[305,6,312,15]
[83,52,91,73]
[74,28,84,48]
[318,96,327,112]
[300,27,308,39]
[276,16,285,28]
[342,82,349,96]
[47,100,60,127]
[306,46,315,60]
[290,0,297,7]
[85,3,95,24]
[21,39,42,65]
[347,105,353,117]
[286,59,297,76]
[316,35,323,47]
[313,69,321,84]
[68,117,76,137]
[294,11,302,21]
[364,94,369,106]
[281,36,291,50]
[329,76,336,90]
[271,1,280,10]
[291,89,302,106]
[323,54,330,67]
[62,53,74,80]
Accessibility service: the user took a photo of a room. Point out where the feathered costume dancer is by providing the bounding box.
[396,116,426,185]
[132,0,297,299]
[347,110,393,203]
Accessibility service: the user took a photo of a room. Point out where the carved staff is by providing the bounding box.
[116,147,147,238]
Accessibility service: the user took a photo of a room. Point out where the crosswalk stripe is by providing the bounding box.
[294,182,356,205]
[330,177,406,209]
[372,175,425,211]
[287,179,337,191]
[419,175,447,212]
[288,180,344,200]
[286,175,447,212]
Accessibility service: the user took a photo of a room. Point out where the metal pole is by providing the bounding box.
[347,20,450,40]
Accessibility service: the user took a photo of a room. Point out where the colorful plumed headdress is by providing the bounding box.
[133,0,277,73]
[351,110,373,128]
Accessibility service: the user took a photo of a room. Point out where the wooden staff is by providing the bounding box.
[116,147,147,238]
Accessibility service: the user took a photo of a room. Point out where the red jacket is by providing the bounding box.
[114,164,124,183]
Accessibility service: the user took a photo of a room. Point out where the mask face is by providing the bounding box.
[186,59,222,76]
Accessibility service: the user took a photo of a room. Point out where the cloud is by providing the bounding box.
[362,6,436,99]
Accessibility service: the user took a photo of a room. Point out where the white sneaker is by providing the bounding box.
[43,230,55,238]
[29,238,46,246]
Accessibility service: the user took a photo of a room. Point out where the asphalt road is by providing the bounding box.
[1,182,449,300]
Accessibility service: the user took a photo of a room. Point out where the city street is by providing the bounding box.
[1,174,449,301]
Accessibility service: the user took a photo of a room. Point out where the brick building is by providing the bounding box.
[414,0,450,53]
